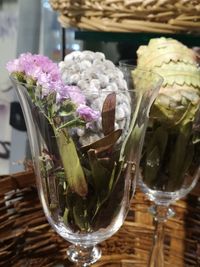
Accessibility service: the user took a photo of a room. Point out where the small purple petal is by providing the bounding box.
[67,86,86,105]
[6,58,24,73]
[7,52,67,98]
[77,104,100,122]
[6,53,95,126]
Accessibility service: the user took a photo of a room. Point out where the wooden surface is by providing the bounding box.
[0,171,199,266]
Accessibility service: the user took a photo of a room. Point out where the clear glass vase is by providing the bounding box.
[139,86,200,267]
[11,67,163,266]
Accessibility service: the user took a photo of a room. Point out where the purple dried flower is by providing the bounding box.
[7,53,66,98]
[67,86,86,105]
[7,53,99,124]
[77,104,100,122]
[6,58,24,73]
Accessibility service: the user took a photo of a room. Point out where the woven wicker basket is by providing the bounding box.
[0,170,199,266]
[50,0,200,34]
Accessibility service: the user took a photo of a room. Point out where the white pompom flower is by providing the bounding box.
[59,50,131,145]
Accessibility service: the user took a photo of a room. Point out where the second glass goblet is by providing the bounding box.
[139,98,200,267]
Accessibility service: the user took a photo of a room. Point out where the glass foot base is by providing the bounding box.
[67,244,101,266]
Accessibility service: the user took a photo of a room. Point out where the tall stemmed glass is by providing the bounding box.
[11,66,163,266]
[138,85,200,266]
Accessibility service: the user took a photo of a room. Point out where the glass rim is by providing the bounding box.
[118,59,136,66]
[9,74,134,95]
[10,73,163,95]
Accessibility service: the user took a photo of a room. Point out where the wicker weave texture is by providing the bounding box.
[0,171,200,266]
[50,0,200,34]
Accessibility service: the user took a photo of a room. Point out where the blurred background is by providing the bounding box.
[0,0,124,175]
[0,0,82,175]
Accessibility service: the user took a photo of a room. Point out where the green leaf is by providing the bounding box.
[55,128,88,197]
[57,183,66,216]
[151,102,186,125]
[192,134,200,144]
[51,103,60,116]
[97,157,110,169]
[168,103,199,190]
[65,187,75,210]
[110,160,124,192]
[144,146,160,186]
[167,145,194,191]
[152,98,200,127]
[120,120,144,165]
[168,123,192,190]
[63,208,69,226]
[64,187,89,230]
[46,91,57,106]
[120,92,143,162]
[87,149,111,205]
[147,127,168,158]
[176,102,199,127]
[143,126,168,186]
[72,197,89,231]
[57,118,86,130]
[192,107,200,144]
[59,101,76,116]
[12,72,26,83]
[109,162,117,192]
[102,92,116,136]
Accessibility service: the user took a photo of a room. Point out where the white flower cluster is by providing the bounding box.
[59,50,131,145]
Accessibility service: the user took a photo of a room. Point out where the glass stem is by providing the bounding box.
[148,205,170,267]
[67,244,101,266]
